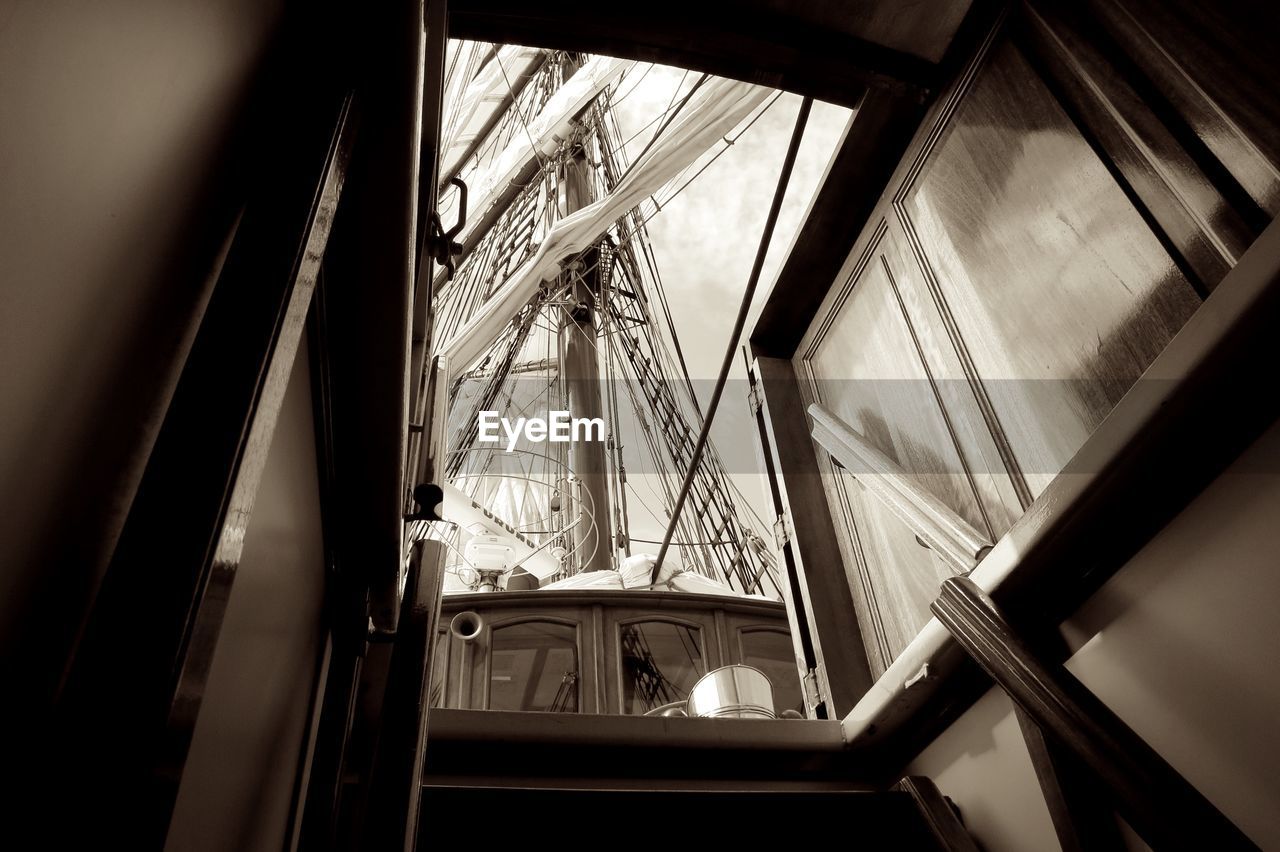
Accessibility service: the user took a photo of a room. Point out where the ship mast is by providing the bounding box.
[557,138,613,572]
[415,47,783,597]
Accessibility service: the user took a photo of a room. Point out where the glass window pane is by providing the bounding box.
[489,621,579,712]
[740,629,804,715]
[619,621,705,715]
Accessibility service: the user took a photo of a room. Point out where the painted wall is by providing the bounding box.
[0,0,283,691]
[910,418,1280,849]
[909,688,1061,851]
[1062,418,1280,849]
[165,338,328,852]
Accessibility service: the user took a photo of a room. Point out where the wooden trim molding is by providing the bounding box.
[747,355,875,714]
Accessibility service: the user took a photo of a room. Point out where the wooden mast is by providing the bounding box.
[558,130,613,573]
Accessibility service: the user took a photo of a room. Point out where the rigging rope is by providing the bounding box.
[490,44,549,172]
[432,61,787,594]
[650,96,814,584]
[614,72,709,185]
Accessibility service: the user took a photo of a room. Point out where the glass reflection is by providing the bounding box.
[740,628,804,715]
[489,621,579,712]
[620,621,705,714]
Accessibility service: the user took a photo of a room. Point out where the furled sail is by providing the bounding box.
[439,54,631,246]
[438,44,546,184]
[416,51,783,599]
[439,75,771,370]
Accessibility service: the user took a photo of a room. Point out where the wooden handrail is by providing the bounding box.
[808,403,991,574]
[897,776,980,851]
[931,577,1257,851]
[363,540,448,852]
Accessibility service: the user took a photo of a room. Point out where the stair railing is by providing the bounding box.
[932,576,1258,851]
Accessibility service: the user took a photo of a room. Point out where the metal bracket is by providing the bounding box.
[426,177,467,279]
[772,512,791,551]
[904,662,932,690]
[802,668,824,710]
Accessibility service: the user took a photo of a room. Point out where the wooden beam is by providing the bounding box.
[898,776,980,851]
[1014,707,1126,852]
[750,88,926,357]
[746,356,828,718]
[301,2,447,845]
[408,0,452,430]
[423,708,873,789]
[363,541,447,851]
[322,0,429,635]
[447,0,942,107]
[748,356,874,716]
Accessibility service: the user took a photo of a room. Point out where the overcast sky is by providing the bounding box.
[606,64,852,552]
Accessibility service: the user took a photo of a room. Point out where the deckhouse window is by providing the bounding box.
[619,621,705,715]
[739,628,804,715]
[488,621,580,713]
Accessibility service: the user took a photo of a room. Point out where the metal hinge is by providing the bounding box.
[802,667,825,711]
[772,512,792,551]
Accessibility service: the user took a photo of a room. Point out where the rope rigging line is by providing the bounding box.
[650,96,814,584]
[428,58,787,594]
[613,72,709,186]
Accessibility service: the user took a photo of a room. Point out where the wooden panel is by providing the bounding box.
[837,466,956,669]
[898,38,1201,495]
[1021,0,1257,291]
[1089,0,1280,217]
[804,227,992,536]
[789,23,1213,678]
[799,231,979,671]
[883,215,1030,531]
[809,446,892,675]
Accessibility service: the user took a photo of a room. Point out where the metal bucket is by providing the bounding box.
[686,665,776,719]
